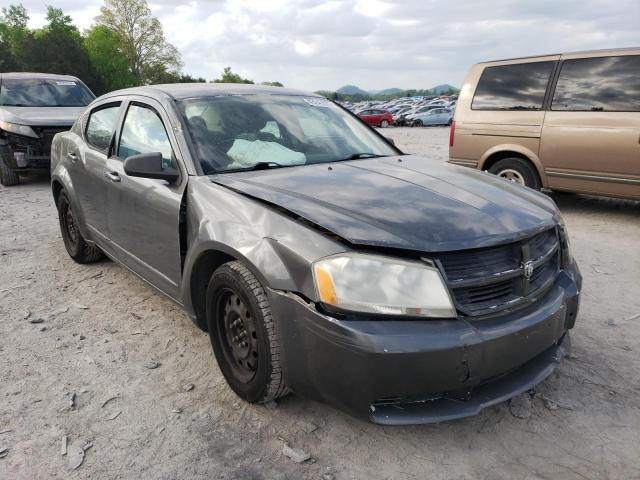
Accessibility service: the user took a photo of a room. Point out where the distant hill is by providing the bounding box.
[375,88,404,96]
[336,85,370,96]
[318,84,460,101]
[430,84,459,94]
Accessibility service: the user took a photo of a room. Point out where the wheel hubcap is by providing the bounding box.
[497,168,525,185]
[219,291,258,383]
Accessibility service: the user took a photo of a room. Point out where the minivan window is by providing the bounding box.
[551,55,640,112]
[472,61,555,110]
[85,105,120,152]
[118,104,173,163]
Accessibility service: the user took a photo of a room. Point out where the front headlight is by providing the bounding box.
[312,253,456,318]
[0,120,38,139]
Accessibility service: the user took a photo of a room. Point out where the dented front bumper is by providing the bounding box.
[269,268,580,425]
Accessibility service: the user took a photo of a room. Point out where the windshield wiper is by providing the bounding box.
[333,153,386,162]
[223,161,286,173]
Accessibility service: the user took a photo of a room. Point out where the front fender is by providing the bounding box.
[180,177,347,320]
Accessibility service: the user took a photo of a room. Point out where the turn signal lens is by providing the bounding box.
[314,265,338,304]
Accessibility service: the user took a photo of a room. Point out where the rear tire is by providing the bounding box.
[57,190,103,263]
[206,261,288,404]
[0,146,20,186]
[488,157,541,190]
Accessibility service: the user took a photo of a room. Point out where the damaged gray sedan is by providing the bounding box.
[50,84,581,424]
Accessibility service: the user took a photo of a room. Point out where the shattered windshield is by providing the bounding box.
[0,78,95,107]
[177,94,398,174]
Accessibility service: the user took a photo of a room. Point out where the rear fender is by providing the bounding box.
[478,144,547,187]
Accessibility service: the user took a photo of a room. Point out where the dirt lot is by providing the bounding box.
[1,126,639,480]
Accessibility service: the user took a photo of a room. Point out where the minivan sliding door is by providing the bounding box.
[540,54,640,198]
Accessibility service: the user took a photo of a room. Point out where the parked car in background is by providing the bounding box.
[50,83,580,424]
[357,108,395,127]
[412,107,454,126]
[450,47,640,199]
[0,72,95,186]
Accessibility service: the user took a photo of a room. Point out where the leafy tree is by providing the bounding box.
[213,66,254,84]
[16,6,106,92]
[0,4,30,68]
[261,81,284,87]
[84,25,136,93]
[96,0,182,84]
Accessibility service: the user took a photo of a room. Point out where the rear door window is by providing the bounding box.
[85,104,121,152]
[472,61,555,110]
[551,55,640,112]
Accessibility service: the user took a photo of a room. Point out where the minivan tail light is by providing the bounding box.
[449,120,456,147]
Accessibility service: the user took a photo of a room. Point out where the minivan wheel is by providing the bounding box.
[56,190,104,263]
[206,261,288,404]
[489,157,541,190]
[0,146,20,186]
[380,120,389,128]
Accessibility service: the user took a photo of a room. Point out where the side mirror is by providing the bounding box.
[385,137,395,145]
[123,152,180,183]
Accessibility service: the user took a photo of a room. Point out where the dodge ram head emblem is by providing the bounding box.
[523,260,534,280]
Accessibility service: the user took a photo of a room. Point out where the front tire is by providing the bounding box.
[488,157,541,190]
[206,261,288,404]
[413,119,423,127]
[380,120,389,128]
[0,146,20,186]
[57,190,103,263]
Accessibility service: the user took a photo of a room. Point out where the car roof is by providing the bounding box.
[0,72,81,81]
[100,83,321,102]
[479,47,639,64]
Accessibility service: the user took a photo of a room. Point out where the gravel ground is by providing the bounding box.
[1,126,639,480]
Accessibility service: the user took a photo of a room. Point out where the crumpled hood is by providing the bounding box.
[212,155,560,252]
[0,106,85,126]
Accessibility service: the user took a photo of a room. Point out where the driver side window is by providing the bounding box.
[118,104,173,166]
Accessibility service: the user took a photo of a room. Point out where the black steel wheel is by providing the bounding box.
[0,146,19,186]
[218,290,260,383]
[206,261,288,403]
[57,190,103,263]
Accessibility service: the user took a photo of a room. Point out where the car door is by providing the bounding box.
[359,110,373,125]
[68,100,122,241]
[102,98,187,300]
[425,109,441,125]
[540,53,640,197]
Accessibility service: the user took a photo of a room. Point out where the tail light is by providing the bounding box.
[449,120,456,147]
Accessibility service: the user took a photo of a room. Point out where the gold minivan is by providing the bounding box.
[449,48,640,200]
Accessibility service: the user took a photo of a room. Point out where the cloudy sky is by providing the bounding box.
[21,0,640,91]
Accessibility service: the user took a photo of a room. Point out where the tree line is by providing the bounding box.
[0,0,283,96]
[316,88,459,103]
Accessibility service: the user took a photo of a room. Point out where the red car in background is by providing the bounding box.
[357,108,395,127]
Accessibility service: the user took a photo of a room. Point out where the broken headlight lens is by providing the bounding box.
[312,253,456,318]
[0,120,38,139]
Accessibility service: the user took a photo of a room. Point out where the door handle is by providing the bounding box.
[67,152,78,162]
[105,171,121,183]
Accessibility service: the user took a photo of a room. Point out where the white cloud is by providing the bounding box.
[17,0,640,91]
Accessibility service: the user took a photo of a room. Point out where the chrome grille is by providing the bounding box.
[436,228,560,316]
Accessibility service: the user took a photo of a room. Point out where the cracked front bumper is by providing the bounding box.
[269,268,580,424]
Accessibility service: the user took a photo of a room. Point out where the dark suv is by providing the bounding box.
[0,72,94,186]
